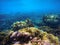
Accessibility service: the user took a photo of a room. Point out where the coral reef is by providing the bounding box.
[0,18,60,45]
[39,26,60,40]
[2,27,60,45]
[12,19,34,31]
[43,15,60,28]
[0,32,7,45]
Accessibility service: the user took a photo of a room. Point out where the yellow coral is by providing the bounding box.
[18,27,41,37]
[3,27,60,45]
[47,34,59,45]
[42,32,48,40]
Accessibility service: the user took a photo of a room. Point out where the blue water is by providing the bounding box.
[0,0,60,31]
[0,0,60,14]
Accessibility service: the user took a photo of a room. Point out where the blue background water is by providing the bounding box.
[0,0,60,14]
[0,0,60,31]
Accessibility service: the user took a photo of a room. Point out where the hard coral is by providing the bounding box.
[12,21,27,31]
[43,15,60,28]
[0,32,7,45]
[12,19,34,31]
[3,27,60,45]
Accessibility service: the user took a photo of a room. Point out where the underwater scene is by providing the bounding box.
[0,0,60,45]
